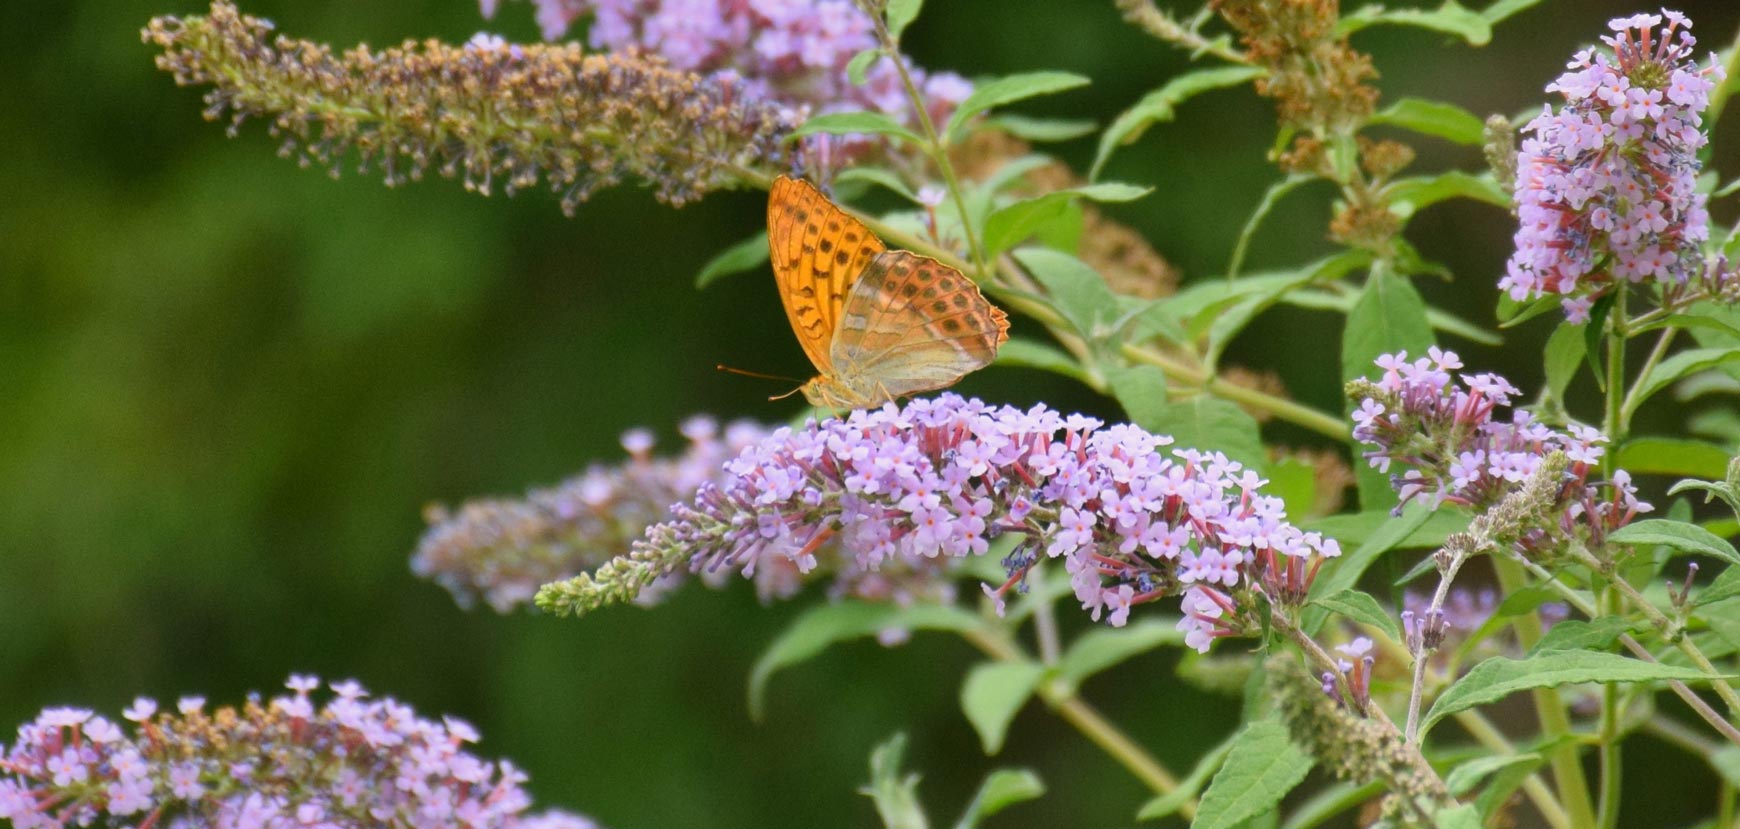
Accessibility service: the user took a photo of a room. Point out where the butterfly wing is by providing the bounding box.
[831,251,1010,401]
[767,176,886,375]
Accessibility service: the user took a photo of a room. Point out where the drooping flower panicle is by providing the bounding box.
[537,394,1339,652]
[414,417,770,612]
[1350,349,1650,556]
[1504,10,1724,321]
[0,678,593,829]
[144,2,799,212]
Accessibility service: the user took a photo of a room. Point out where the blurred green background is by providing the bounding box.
[2,1,1738,826]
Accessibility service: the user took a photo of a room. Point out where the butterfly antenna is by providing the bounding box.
[716,364,801,383]
[768,385,804,402]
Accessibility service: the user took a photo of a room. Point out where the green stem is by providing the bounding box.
[1617,327,1676,430]
[866,13,988,274]
[1602,288,1627,473]
[1596,587,1622,829]
[1494,556,1600,829]
[1453,710,1573,829]
[1587,554,1740,719]
[962,626,1188,815]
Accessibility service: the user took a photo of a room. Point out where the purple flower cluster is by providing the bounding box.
[640,394,1338,652]
[1504,10,1723,322]
[414,417,770,612]
[1352,349,1651,554]
[480,0,972,153]
[0,677,593,829]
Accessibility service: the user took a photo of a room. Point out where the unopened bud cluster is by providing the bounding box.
[144,2,799,213]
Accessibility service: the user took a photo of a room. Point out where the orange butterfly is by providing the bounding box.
[766,176,1010,409]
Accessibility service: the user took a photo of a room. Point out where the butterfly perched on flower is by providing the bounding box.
[766,176,1009,409]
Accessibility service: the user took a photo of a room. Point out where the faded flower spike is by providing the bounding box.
[482,0,973,154]
[537,394,1339,653]
[0,676,595,829]
[1504,9,1725,321]
[414,417,772,613]
[1350,349,1650,556]
[143,2,799,212]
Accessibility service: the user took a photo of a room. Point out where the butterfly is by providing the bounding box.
[766,176,1009,410]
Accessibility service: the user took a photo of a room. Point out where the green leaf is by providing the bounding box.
[1386,171,1510,217]
[1053,618,1184,695]
[1631,347,1740,413]
[1696,565,1740,607]
[1147,397,1266,470]
[1433,804,1483,829]
[860,734,930,829]
[1370,98,1487,145]
[1443,753,1543,796]
[960,661,1045,754]
[793,110,923,144]
[1206,260,1326,367]
[1480,0,1544,25]
[1227,174,1318,278]
[1311,589,1403,643]
[1543,322,1587,401]
[886,0,923,39]
[1339,1,1492,46]
[1194,719,1314,829]
[1713,746,1740,788]
[1279,782,1383,829]
[847,48,881,86]
[952,769,1045,829]
[694,231,770,289]
[1012,249,1120,340]
[1106,364,1170,430]
[1136,733,1238,821]
[1281,289,1501,346]
[1266,456,1320,520]
[1343,267,1433,509]
[982,185,1152,255]
[1422,650,1737,735]
[1305,502,1439,634]
[945,71,1091,142]
[988,114,1097,142]
[834,167,921,203]
[1118,297,1191,347]
[994,338,1092,385]
[1616,437,1733,480]
[1092,66,1267,179]
[1303,507,1466,550]
[750,602,980,718]
[1497,293,1561,327]
[1607,519,1740,566]
[1528,616,1634,655]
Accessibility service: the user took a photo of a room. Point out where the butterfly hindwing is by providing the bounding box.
[832,251,1010,399]
[767,176,886,375]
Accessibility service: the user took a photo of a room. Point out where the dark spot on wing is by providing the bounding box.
[901,284,918,297]
[922,287,937,300]
[819,239,834,253]
[953,294,968,309]
[835,251,851,265]
[942,319,961,333]
[931,300,949,314]
[827,220,841,232]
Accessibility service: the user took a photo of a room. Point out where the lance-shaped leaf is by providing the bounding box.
[1421,651,1737,735]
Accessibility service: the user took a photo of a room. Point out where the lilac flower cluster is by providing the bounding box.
[0,677,593,829]
[542,394,1340,653]
[1503,10,1724,322]
[480,0,973,154]
[414,417,770,612]
[1351,349,1651,554]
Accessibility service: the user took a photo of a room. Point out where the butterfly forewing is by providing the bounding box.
[767,176,886,375]
[832,251,1010,399]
